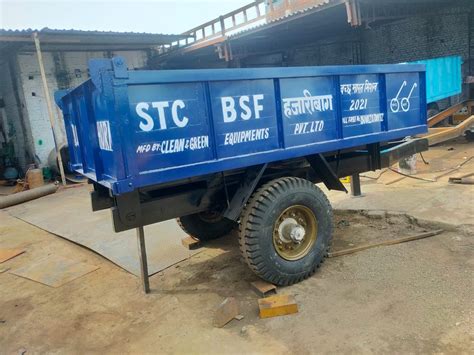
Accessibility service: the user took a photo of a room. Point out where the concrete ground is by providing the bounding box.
[328,137,474,226]
[0,139,473,354]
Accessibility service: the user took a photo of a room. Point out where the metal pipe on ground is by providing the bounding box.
[0,184,58,209]
[449,177,474,185]
[327,229,444,258]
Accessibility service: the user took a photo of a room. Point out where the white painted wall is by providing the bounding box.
[14,49,148,168]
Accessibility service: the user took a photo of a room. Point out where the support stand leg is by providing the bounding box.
[350,173,362,197]
[136,226,150,294]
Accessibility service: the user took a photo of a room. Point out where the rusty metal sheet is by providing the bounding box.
[5,185,200,276]
[10,255,99,287]
[0,248,24,263]
[250,280,277,297]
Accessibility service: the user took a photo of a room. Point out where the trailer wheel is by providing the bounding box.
[465,130,474,142]
[239,177,332,286]
[177,211,236,241]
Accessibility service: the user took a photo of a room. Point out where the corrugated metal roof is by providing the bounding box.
[0,27,187,44]
[0,27,179,36]
[228,0,339,39]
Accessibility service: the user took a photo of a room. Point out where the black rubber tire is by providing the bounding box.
[427,108,439,119]
[427,103,439,119]
[465,130,474,142]
[177,212,236,241]
[239,177,333,286]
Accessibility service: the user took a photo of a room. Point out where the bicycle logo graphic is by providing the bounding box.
[390,81,417,113]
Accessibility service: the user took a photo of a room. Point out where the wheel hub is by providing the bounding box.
[273,205,318,261]
[198,210,223,223]
[290,225,306,243]
[277,218,306,243]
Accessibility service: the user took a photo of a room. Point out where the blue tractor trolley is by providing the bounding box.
[56,57,428,292]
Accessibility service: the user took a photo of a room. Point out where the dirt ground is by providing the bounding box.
[0,208,472,354]
[1,139,473,354]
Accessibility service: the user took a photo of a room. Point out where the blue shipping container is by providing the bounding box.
[410,55,462,103]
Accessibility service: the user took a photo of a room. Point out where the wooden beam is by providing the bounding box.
[33,32,67,186]
[428,100,474,127]
[424,115,474,146]
[258,294,298,319]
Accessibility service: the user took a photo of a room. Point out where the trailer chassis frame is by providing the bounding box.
[91,138,428,293]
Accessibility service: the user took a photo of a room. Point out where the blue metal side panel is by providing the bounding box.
[411,56,462,103]
[128,82,214,173]
[340,74,383,137]
[386,72,423,130]
[90,83,124,183]
[57,78,126,188]
[280,76,338,146]
[56,59,428,195]
[209,79,279,158]
[61,96,83,172]
[75,86,97,177]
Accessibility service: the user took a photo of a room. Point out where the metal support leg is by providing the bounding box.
[350,173,362,197]
[136,226,150,294]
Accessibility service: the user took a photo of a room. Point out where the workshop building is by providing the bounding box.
[1,0,472,174]
[156,0,473,100]
[0,1,473,353]
[0,29,183,172]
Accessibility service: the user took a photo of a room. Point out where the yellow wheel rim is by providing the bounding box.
[272,205,318,261]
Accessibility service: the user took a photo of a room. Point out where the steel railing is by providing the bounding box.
[159,0,267,54]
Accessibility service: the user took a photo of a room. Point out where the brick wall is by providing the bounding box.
[315,40,358,65]
[11,49,148,169]
[361,6,472,102]
[285,5,473,102]
[470,8,474,97]
[362,7,470,65]
[286,6,472,69]
[470,8,474,76]
[282,35,358,67]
